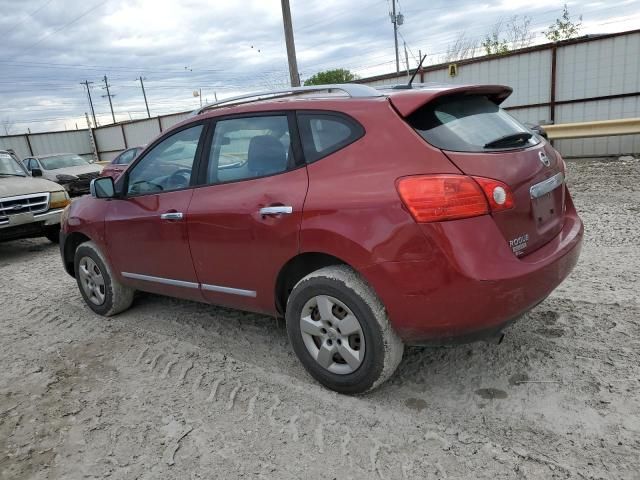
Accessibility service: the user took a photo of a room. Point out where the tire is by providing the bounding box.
[74,241,135,316]
[286,265,404,394]
[44,225,60,243]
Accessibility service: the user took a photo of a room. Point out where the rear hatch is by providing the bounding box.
[395,89,566,257]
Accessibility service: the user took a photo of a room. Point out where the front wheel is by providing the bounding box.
[74,241,135,316]
[44,225,60,243]
[286,265,404,394]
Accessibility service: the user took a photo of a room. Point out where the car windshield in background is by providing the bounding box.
[0,153,27,176]
[39,154,88,170]
[408,95,539,152]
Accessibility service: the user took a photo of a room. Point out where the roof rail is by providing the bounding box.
[194,84,383,115]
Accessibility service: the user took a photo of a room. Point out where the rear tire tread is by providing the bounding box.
[286,265,404,394]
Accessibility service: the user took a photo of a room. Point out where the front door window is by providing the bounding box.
[127,125,203,195]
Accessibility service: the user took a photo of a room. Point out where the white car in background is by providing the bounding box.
[22,153,101,195]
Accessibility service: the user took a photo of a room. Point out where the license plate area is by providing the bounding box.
[532,192,557,226]
[8,212,35,226]
[530,172,565,229]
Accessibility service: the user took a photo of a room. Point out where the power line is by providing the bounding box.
[9,0,111,59]
[4,0,56,37]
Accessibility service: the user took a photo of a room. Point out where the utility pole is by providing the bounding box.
[102,75,116,124]
[139,76,150,118]
[80,80,97,128]
[404,42,410,78]
[391,0,399,74]
[280,0,300,87]
[85,113,99,163]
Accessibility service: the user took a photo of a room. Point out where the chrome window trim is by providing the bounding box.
[121,272,199,289]
[120,272,257,297]
[530,172,565,199]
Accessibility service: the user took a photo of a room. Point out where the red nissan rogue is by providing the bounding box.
[59,83,583,394]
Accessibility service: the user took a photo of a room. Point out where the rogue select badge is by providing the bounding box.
[510,233,529,255]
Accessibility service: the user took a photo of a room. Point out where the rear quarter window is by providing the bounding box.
[297,112,364,163]
[408,95,539,152]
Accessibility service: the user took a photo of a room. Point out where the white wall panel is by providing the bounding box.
[94,125,125,153]
[28,130,92,156]
[160,113,190,131]
[0,136,31,159]
[123,119,161,147]
[505,106,551,125]
[556,32,640,101]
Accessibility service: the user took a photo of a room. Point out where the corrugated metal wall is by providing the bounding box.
[361,31,640,157]
[1,31,638,160]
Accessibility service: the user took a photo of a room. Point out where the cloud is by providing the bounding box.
[0,0,636,133]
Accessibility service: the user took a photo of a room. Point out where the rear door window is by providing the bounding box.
[408,95,539,152]
[206,115,293,184]
[297,112,364,163]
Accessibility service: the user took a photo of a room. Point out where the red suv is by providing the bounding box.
[59,84,583,394]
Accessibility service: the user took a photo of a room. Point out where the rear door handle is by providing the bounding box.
[160,212,184,221]
[259,206,293,216]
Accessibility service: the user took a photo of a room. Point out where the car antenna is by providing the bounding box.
[408,54,427,88]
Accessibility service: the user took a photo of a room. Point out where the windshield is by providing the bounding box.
[408,94,539,152]
[39,154,88,170]
[0,152,27,176]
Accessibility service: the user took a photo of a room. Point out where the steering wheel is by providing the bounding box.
[166,168,192,189]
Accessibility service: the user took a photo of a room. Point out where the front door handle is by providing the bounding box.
[160,212,184,221]
[259,206,293,216]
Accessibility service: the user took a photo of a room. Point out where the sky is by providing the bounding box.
[0,0,639,134]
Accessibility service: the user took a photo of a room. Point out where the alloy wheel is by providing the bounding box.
[299,295,365,375]
[78,257,106,306]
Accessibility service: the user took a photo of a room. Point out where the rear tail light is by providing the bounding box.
[472,177,514,212]
[396,175,514,223]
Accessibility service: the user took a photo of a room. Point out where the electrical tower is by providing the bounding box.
[102,75,116,124]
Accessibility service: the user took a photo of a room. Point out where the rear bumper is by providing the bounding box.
[361,195,583,344]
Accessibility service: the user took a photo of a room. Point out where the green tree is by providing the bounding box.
[545,4,582,42]
[481,16,533,56]
[303,69,358,86]
[482,30,509,56]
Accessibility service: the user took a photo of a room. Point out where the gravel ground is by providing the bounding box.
[1,157,639,480]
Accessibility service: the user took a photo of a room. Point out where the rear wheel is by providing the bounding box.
[74,241,134,316]
[286,265,404,394]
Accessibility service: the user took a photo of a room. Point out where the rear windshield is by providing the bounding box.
[408,95,539,152]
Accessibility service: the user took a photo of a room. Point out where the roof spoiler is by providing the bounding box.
[386,84,513,117]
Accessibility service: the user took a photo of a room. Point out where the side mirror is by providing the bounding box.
[31,168,43,177]
[90,177,115,199]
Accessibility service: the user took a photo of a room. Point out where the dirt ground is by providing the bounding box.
[1,157,639,480]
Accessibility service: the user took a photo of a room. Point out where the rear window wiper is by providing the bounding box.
[484,132,532,149]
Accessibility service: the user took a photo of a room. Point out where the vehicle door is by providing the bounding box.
[187,112,308,313]
[104,122,207,301]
